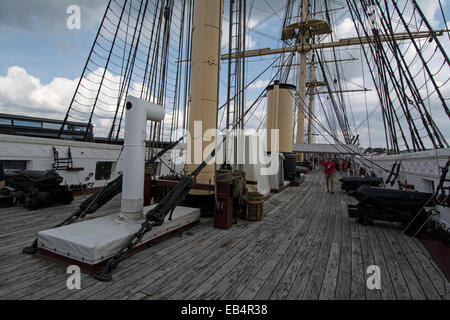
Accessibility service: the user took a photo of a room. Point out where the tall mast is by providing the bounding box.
[185,0,223,192]
[296,0,309,162]
[307,53,315,144]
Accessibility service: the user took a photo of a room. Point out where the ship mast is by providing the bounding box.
[221,1,449,153]
[185,0,223,192]
[307,53,315,144]
[296,0,309,162]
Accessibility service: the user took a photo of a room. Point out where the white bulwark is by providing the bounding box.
[292,143,359,154]
[0,134,123,189]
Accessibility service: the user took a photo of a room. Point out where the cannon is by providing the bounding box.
[340,176,383,193]
[0,186,16,208]
[4,170,73,210]
[348,185,433,236]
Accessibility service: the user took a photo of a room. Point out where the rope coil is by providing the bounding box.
[215,170,246,210]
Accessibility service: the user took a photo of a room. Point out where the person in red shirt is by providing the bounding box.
[0,162,4,188]
[322,156,336,194]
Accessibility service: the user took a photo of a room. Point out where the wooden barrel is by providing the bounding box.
[245,192,264,221]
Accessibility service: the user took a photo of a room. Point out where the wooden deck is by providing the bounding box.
[0,172,448,300]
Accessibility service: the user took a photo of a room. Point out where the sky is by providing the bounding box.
[0,0,449,150]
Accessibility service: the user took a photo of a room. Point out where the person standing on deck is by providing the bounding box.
[0,162,4,188]
[322,156,336,194]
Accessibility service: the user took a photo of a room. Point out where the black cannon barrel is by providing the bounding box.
[5,170,64,192]
[355,185,432,208]
[340,177,383,192]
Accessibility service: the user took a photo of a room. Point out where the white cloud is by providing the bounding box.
[248,79,269,90]
[0,66,77,117]
[222,20,258,50]
[248,18,258,29]
[0,66,126,137]
[0,66,190,140]
[416,0,441,28]
[336,17,357,38]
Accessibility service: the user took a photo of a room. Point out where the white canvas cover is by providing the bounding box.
[267,153,285,191]
[242,135,271,197]
[37,205,200,265]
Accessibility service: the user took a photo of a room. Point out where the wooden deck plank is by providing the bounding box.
[318,192,342,300]
[39,191,292,300]
[335,199,352,299]
[380,225,425,299]
[201,191,315,300]
[177,189,311,300]
[185,188,314,300]
[349,217,365,300]
[216,178,320,300]
[164,229,288,300]
[372,224,412,299]
[18,223,214,300]
[84,188,300,300]
[218,228,292,300]
[40,224,221,300]
[136,226,276,299]
[358,223,381,300]
[364,220,397,300]
[400,233,448,298]
[387,228,441,299]
[184,230,279,300]
[251,181,323,300]
[232,176,320,300]
[111,192,301,300]
[237,199,323,298]
[301,193,336,300]
[283,193,329,300]
[0,172,447,300]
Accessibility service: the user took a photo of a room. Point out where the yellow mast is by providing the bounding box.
[185,0,223,193]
